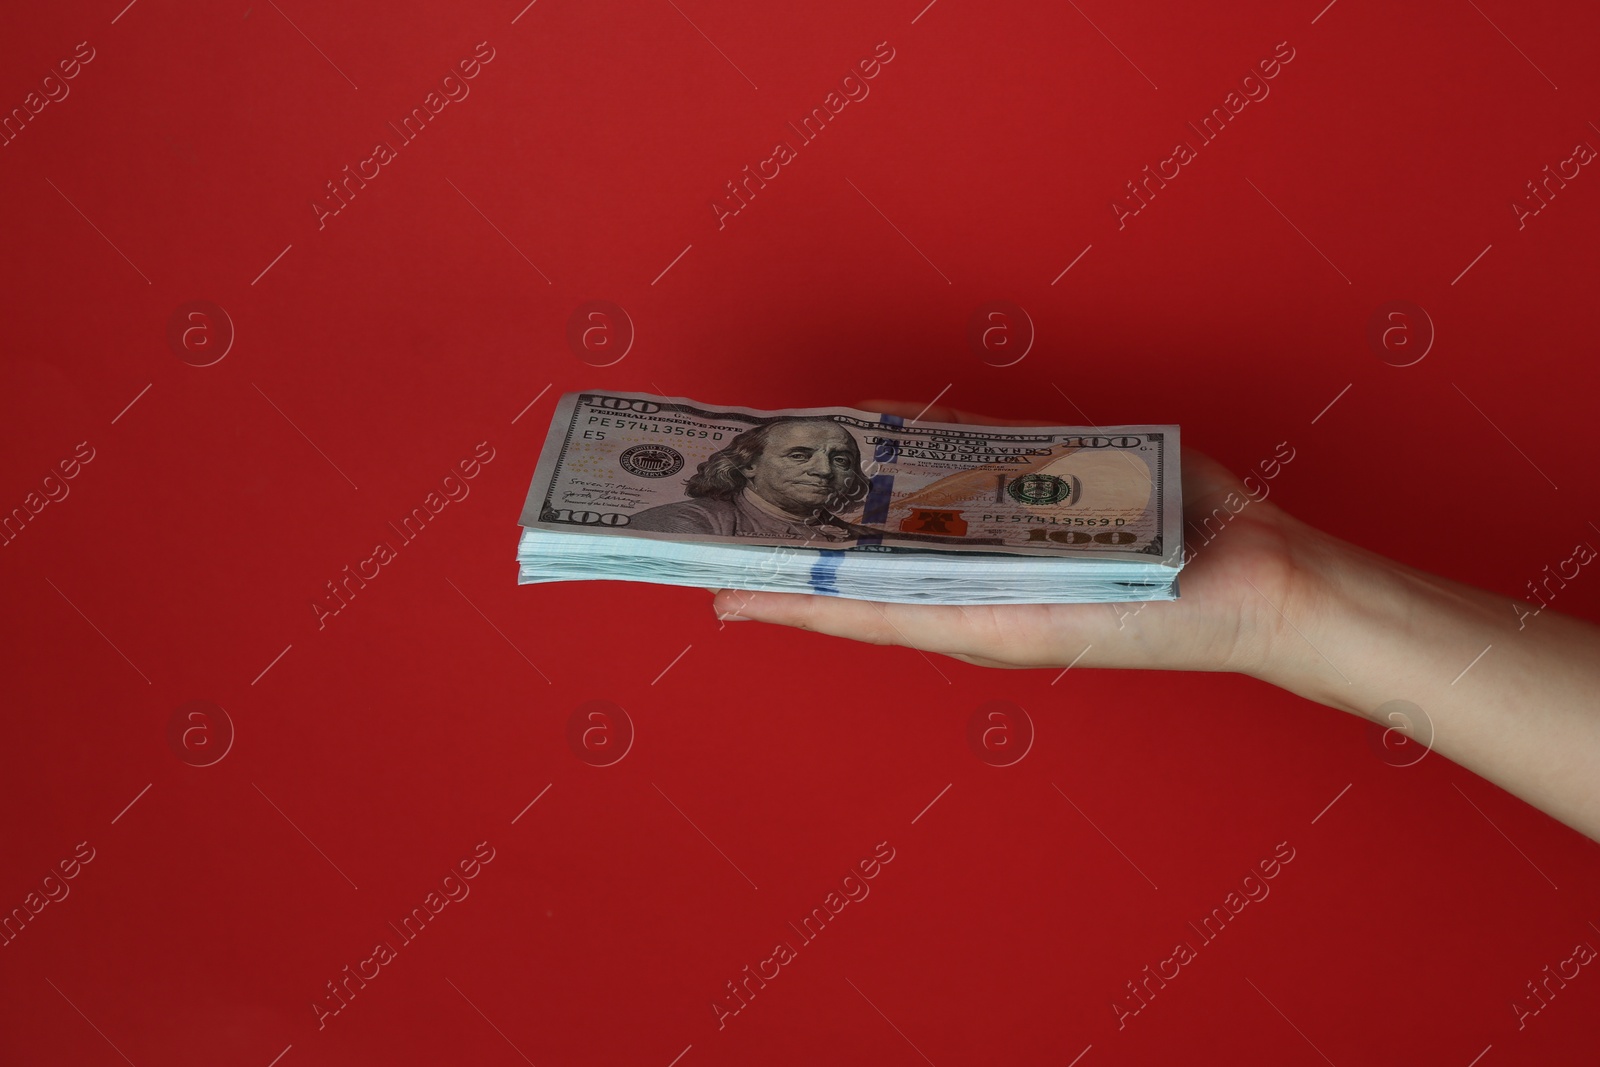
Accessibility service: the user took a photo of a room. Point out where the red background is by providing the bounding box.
[3,1,1599,1064]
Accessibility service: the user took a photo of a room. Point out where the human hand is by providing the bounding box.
[712,400,1314,679]
[711,400,1600,841]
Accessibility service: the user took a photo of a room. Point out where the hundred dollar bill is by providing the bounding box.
[519,391,1183,566]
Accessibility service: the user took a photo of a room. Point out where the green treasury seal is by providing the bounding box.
[1007,473,1072,505]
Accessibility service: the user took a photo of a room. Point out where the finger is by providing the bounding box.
[711,589,1125,669]
[718,582,1238,672]
[854,399,1054,427]
[712,589,997,659]
[861,404,1248,515]
[858,403,1245,507]
[856,399,975,423]
[1178,446,1274,518]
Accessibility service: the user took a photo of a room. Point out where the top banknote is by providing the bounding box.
[519,391,1183,567]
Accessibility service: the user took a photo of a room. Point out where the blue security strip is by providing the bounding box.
[809,550,846,595]
[873,412,904,463]
[855,410,904,550]
[861,473,895,525]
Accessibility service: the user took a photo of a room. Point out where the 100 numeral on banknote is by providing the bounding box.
[520,392,1182,565]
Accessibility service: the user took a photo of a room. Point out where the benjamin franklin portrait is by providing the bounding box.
[628,418,878,541]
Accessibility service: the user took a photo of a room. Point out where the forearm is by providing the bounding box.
[1266,518,1600,840]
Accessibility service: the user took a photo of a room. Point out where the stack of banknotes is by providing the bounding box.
[516,391,1184,605]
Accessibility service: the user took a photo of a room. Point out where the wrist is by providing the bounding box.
[1257,518,1523,724]
[1252,517,1386,718]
